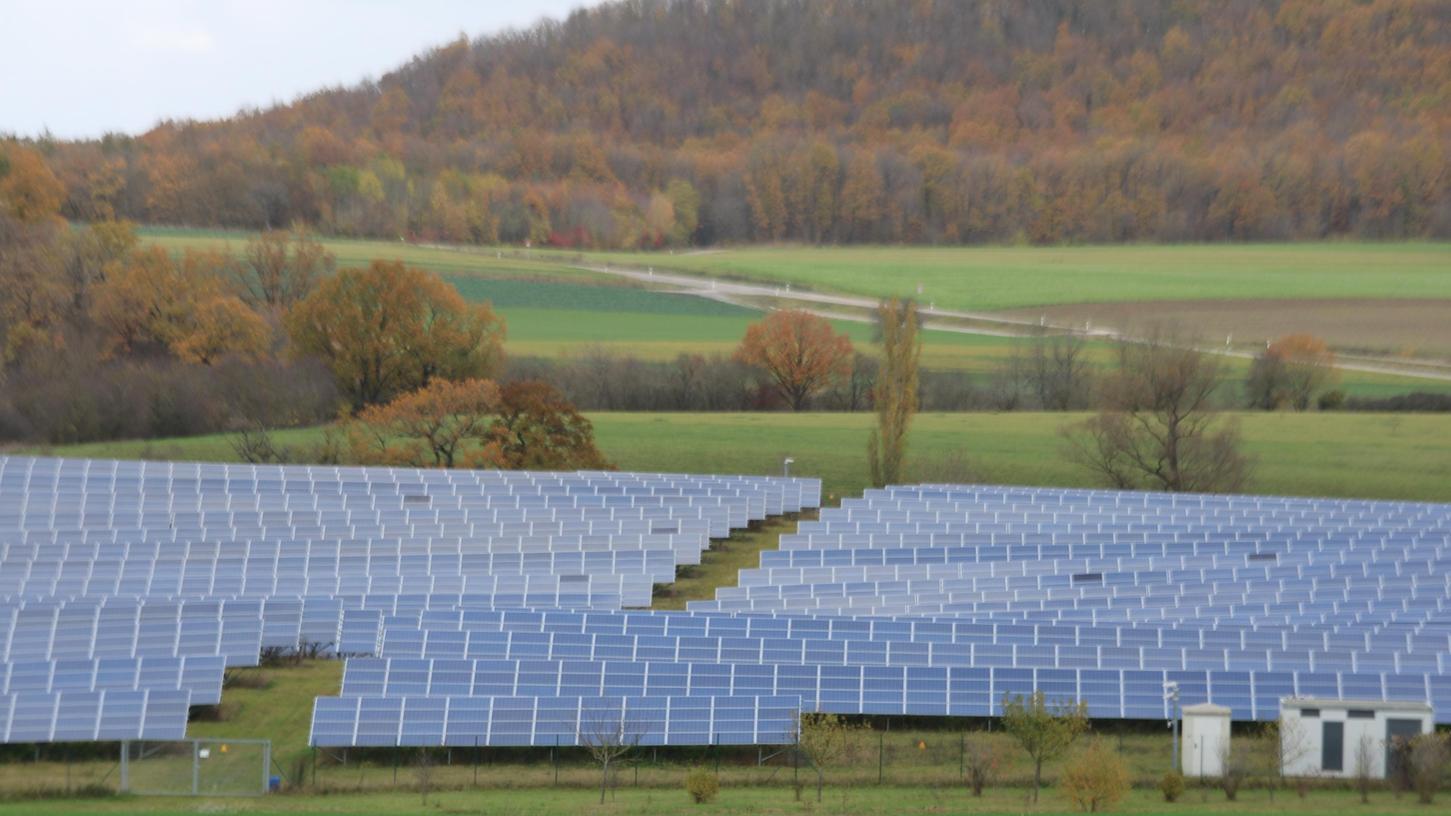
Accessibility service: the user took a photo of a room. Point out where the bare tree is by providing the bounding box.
[235,224,334,310]
[1029,333,1094,410]
[230,425,292,464]
[414,748,433,806]
[578,703,647,805]
[962,734,998,797]
[1061,332,1250,493]
[1218,741,1251,801]
[1259,715,1312,801]
[1353,734,1377,804]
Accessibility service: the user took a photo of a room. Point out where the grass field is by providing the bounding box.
[4,785,1442,816]
[33,411,1451,503]
[137,227,1451,392]
[580,243,1451,312]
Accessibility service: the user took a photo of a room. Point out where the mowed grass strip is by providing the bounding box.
[33,411,1451,503]
[578,242,1451,312]
[0,782,1440,815]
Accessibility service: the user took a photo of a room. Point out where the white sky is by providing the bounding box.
[0,0,598,139]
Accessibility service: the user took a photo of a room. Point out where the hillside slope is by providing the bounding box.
[40,0,1451,247]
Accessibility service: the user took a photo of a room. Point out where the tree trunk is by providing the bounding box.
[600,758,608,804]
[1033,758,1042,802]
[817,768,824,802]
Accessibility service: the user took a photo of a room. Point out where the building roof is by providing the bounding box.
[1280,698,1433,713]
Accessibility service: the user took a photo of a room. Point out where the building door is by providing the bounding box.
[1386,719,1422,779]
[1322,721,1343,772]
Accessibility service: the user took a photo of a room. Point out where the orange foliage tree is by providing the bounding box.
[1248,333,1339,410]
[490,380,613,470]
[0,143,65,224]
[90,245,269,363]
[734,309,854,410]
[348,378,502,468]
[285,260,505,412]
[343,378,610,470]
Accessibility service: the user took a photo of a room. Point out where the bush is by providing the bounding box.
[1160,769,1185,802]
[685,766,719,804]
[1061,738,1131,813]
[1410,733,1450,805]
[963,735,997,797]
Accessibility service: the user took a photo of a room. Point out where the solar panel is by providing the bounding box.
[0,455,817,744]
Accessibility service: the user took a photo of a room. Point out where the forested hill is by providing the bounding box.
[40,0,1451,247]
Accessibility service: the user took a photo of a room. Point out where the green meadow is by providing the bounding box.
[136,229,1451,395]
[38,411,1451,504]
[579,242,1451,311]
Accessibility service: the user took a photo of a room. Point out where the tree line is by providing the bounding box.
[0,140,608,470]
[22,0,1451,247]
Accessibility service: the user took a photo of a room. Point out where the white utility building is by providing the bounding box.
[1279,699,1433,779]
[1181,702,1232,777]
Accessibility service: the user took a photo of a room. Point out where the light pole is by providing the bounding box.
[783,457,795,477]
[1164,681,1181,773]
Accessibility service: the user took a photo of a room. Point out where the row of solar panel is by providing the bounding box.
[1,573,657,608]
[689,595,1450,623]
[333,658,1451,723]
[1,521,713,548]
[785,525,1444,544]
[736,564,1451,592]
[369,627,1451,674]
[0,689,191,743]
[0,656,224,704]
[872,483,1443,509]
[329,606,1451,651]
[760,543,1443,569]
[4,548,681,575]
[310,694,800,748]
[711,578,1451,607]
[3,514,738,540]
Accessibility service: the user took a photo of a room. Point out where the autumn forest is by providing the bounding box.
[26,0,1451,248]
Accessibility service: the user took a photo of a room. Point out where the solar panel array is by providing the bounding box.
[684,485,1451,722]
[0,455,819,745]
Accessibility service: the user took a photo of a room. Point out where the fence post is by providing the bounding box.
[473,737,479,787]
[191,740,200,796]
[262,740,272,794]
[878,730,884,785]
[960,732,965,781]
[312,746,317,790]
[119,741,129,794]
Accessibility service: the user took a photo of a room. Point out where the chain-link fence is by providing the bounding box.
[120,739,272,796]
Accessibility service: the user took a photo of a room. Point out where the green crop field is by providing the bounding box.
[579,243,1451,312]
[33,411,1451,503]
[136,228,1451,394]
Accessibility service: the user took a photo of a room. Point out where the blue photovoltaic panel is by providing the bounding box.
[0,455,818,744]
[309,694,800,747]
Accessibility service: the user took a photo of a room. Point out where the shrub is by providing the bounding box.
[963,735,997,797]
[685,766,720,804]
[1061,738,1131,813]
[1160,769,1186,802]
[1410,733,1450,805]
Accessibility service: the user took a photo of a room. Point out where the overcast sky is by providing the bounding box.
[0,0,598,140]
